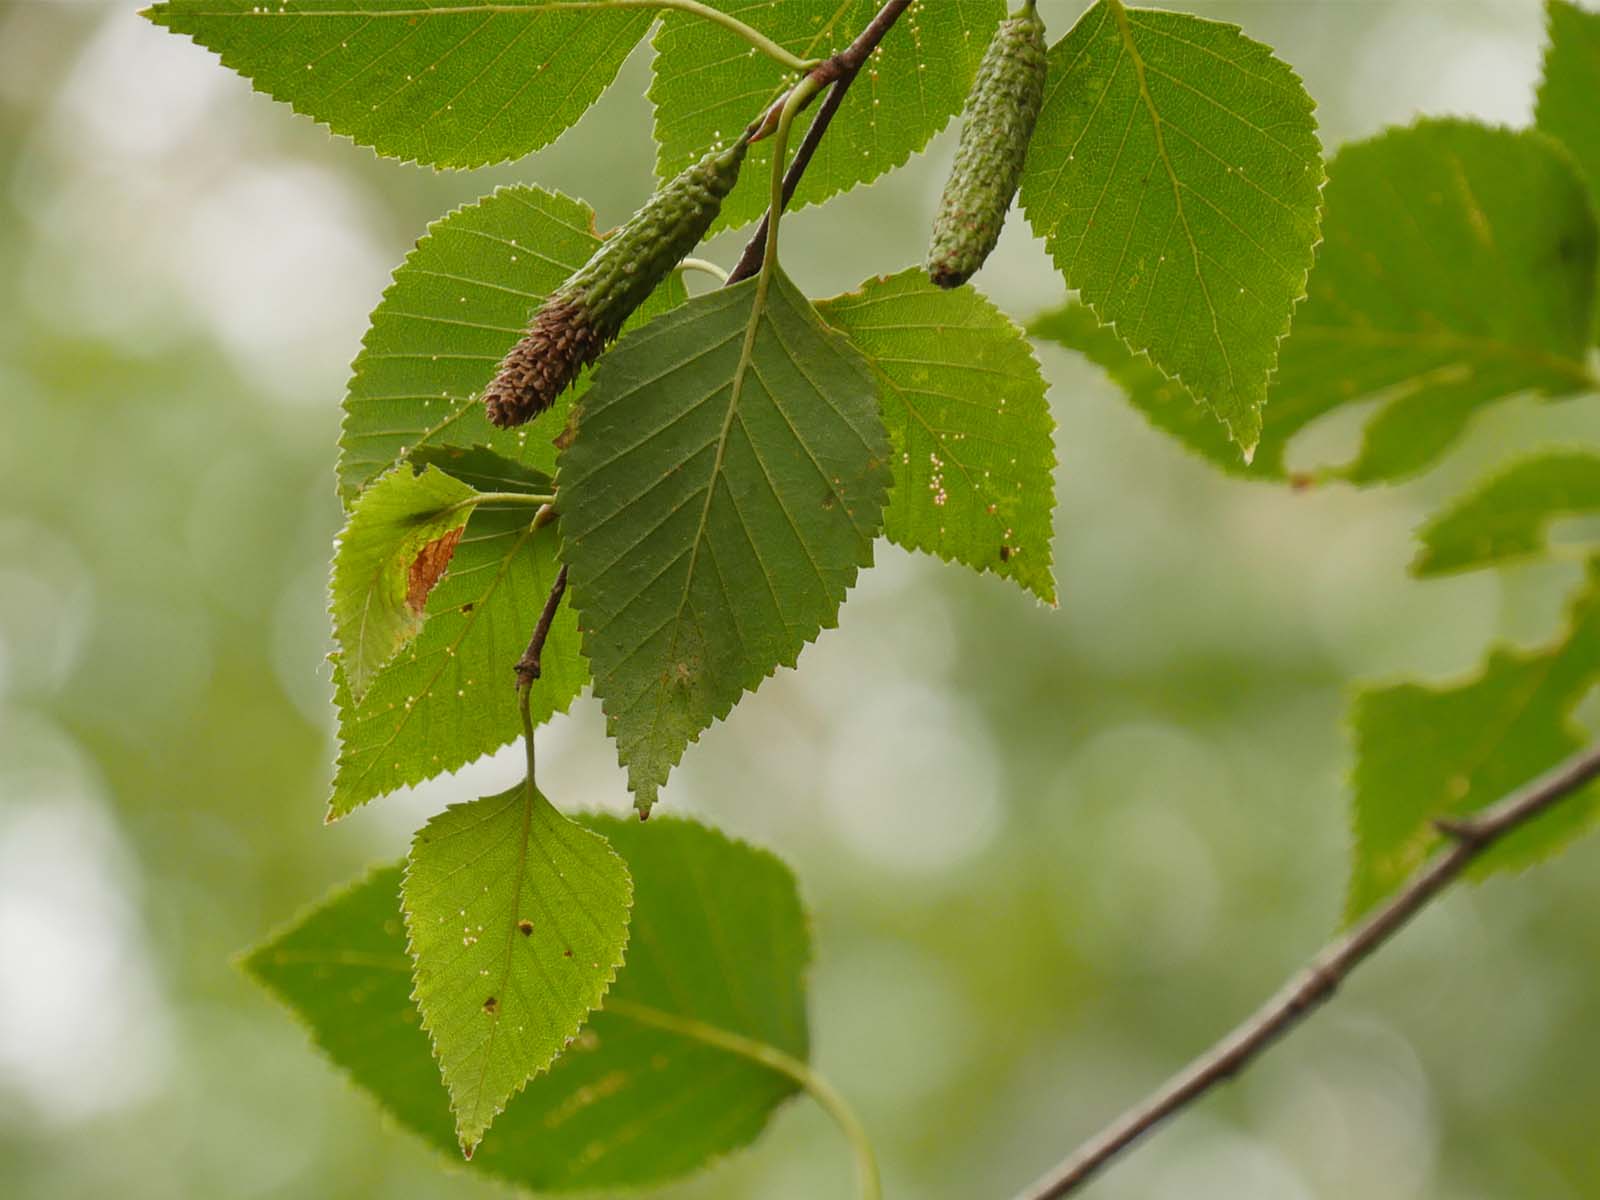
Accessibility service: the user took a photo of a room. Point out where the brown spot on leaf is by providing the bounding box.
[999,545,1011,563]
[407,527,464,615]
[483,996,499,1014]
[518,919,534,936]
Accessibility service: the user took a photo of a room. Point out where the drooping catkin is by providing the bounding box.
[927,2,1048,290]
[484,139,749,428]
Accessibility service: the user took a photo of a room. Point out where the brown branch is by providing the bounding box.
[514,564,569,693]
[727,0,914,285]
[1015,741,1600,1200]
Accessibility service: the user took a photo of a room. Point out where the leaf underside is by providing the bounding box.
[818,269,1058,604]
[649,0,1005,232]
[245,816,810,1192]
[143,1,653,169]
[1028,302,1248,477]
[1348,558,1600,920]
[403,782,633,1152]
[559,269,891,814]
[1019,0,1324,451]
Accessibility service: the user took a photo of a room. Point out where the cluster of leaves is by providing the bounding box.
[140,0,1599,1189]
[1036,0,1600,920]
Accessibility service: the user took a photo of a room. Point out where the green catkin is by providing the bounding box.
[484,139,749,429]
[927,1,1048,290]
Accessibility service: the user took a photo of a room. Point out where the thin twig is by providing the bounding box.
[1015,742,1600,1200]
[727,0,914,286]
[515,564,570,693]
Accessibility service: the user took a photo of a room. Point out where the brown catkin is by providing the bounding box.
[483,139,748,429]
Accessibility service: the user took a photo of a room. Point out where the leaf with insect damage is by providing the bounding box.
[244,816,811,1190]
[402,780,632,1153]
[330,462,479,700]
[818,269,1057,603]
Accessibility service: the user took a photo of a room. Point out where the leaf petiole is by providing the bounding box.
[604,999,882,1200]
[441,491,556,519]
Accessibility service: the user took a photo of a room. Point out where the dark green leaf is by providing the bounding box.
[143,1,653,169]
[559,270,891,814]
[1019,0,1324,452]
[818,270,1057,603]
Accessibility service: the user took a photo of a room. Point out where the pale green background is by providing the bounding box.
[2,1,1599,1197]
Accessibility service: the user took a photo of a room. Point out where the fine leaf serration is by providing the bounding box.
[142,1,653,169]
[339,186,687,506]
[819,269,1058,604]
[559,270,892,814]
[402,781,633,1153]
[1019,0,1324,453]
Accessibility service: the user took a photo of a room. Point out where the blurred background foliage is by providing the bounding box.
[3,1,1600,1197]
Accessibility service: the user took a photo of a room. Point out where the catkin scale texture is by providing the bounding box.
[484,140,748,428]
[927,5,1048,289]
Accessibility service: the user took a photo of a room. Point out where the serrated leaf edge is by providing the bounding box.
[400,788,635,1154]
[818,270,1061,606]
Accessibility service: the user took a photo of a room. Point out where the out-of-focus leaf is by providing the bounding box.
[1414,452,1600,577]
[818,270,1057,603]
[328,485,580,820]
[244,817,810,1190]
[1018,0,1324,452]
[142,1,652,168]
[329,463,479,700]
[559,270,890,814]
[649,0,1004,231]
[1348,558,1600,919]
[340,186,686,507]
[1029,302,1248,477]
[402,781,632,1153]
[1537,0,1600,334]
[1259,120,1599,483]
